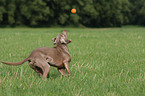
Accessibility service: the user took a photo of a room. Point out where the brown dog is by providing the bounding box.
[0,30,71,78]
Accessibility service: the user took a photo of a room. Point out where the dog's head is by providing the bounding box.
[52,30,71,45]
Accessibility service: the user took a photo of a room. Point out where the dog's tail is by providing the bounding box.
[0,57,29,66]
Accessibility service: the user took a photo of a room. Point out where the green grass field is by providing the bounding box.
[0,27,144,96]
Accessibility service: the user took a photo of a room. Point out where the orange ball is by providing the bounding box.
[71,8,76,14]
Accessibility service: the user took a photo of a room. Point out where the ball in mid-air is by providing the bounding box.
[71,8,76,14]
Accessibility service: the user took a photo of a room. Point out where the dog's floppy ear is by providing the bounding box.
[52,38,56,45]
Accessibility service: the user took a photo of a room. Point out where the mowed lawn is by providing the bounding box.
[0,27,144,96]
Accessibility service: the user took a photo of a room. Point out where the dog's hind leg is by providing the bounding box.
[42,64,50,78]
[29,62,43,77]
[35,59,50,79]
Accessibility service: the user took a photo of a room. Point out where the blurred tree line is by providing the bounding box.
[0,0,145,27]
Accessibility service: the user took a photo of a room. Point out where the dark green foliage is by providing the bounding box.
[129,0,145,25]
[0,0,145,27]
[121,0,132,25]
[0,0,6,23]
[14,0,50,26]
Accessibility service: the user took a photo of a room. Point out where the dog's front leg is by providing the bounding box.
[63,61,71,76]
[58,68,67,77]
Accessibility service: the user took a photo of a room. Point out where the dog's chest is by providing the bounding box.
[62,53,71,62]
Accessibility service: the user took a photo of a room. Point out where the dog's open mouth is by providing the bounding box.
[64,39,71,44]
